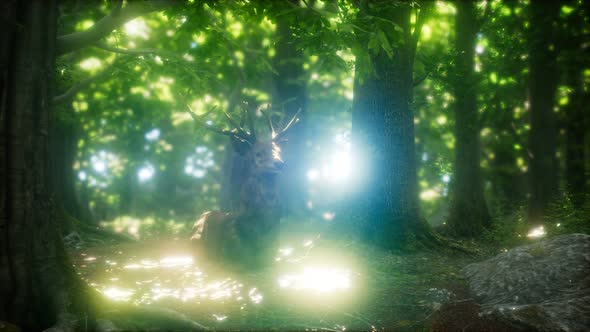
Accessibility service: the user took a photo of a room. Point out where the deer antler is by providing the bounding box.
[186,103,252,144]
[259,105,276,139]
[223,110,251,139]
[273,108,302,142]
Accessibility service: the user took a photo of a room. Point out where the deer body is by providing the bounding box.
[188,105,298,266]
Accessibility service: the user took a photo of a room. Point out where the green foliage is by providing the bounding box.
[546,196,590,236]
[482,205,530,249]
[483,196,590,250]
[52,0,589,244]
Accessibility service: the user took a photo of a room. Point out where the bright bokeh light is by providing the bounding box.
[78,171,87,181]
[124,255,193,269]
[278,267,351,293]
[322,211,336,221]
[124,18,150,39]
[102,287,134,301]
[93,160,106,173]
[79,57,102,71]
[138,164,155,182]
[87,151,120,185]
[526,225,546,239]
[420,189,440,201]
[279,247,294,257]
[145,128,161,141]
[185,146,215,178]
[442,174,450,183]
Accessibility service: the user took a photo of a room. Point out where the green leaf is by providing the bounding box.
[377,29,393,59]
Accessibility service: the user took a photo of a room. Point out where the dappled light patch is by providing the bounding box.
[72,235,369,329]
[278,267,351,293]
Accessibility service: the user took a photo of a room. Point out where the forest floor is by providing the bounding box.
[69,224,510,331]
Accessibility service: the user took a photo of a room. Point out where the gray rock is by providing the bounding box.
[462,233,590,331]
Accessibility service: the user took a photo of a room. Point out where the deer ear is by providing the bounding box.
[231,137,251,155]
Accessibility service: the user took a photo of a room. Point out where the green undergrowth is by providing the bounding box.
[481,196,590,249]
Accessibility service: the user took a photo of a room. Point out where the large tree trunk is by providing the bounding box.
[0,1,92,330]
[447,0,491,237]
[527,0,560,222]
[351,1,436,250]
[272,9,308,217]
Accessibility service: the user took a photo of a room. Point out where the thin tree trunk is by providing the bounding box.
[447,0,491,237]
[527,0,560,222]
[0,1,94,329]
[273,9,308,216]
[351,1,437,250]
[564,64,586,208]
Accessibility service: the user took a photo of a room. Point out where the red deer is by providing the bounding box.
[187,104,300,266]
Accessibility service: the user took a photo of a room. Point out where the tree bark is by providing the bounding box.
[272,8,309,217]
[527,0,560,222]
[351,1,437,250]
[447,0,491,237]
[0,1,94,329]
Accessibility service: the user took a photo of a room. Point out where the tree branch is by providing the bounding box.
[94,41,162,56]
[56,0,174,56]
[52,65,114,105]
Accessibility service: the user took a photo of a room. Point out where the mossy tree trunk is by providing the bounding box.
[527,0,560,222]
[0,1,91,329]
[351,1,438,250]
[447,0,491,237]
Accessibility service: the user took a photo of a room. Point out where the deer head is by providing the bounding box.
[187,103,299,171]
